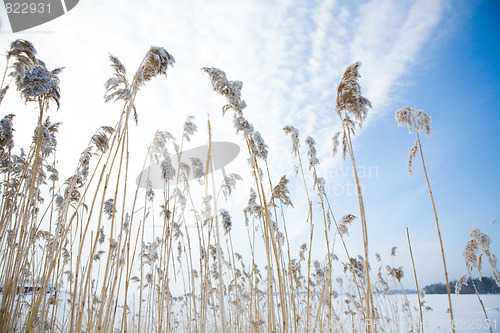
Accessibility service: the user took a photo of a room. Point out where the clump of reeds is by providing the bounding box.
[0,39,469,332]
[332,62,375,329]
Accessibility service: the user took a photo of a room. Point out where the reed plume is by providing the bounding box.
[1,39,38,105]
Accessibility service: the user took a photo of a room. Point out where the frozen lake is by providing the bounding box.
[403,294,500,332]
[1,291,498,331]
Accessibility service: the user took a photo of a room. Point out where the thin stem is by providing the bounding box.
[415,129,454,332]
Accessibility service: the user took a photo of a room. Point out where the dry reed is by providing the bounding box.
[0,39,494,332]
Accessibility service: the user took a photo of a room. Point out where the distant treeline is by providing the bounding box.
[423,276,500,294]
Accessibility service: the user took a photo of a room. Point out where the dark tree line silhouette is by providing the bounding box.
[424,277,500,294]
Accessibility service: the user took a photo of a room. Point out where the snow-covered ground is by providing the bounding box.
[405,294,500,333]
[1,291,498,331]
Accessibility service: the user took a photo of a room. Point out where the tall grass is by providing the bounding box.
[0,39,495,332]
[395,106,455,332]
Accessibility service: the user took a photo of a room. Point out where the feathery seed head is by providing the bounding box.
[104,198,115,220]
[178,162,191,182]
[464,227,499,283]
[146,180,154,202]
[395,106,412,131]
[233,115,254,138]
[395,106,432,137]
[190,157,205,183]
[7,39,37,63]
[0,86,8,104]
[313,176,326,195]
[455,275,468,295]
[378,269,390,292]
[464,238,479,270]
[137,47,175,85]
[161,155,176,182]
[221,173,242,199]
[470,227,491,251]
[336,62,371,128]
[220,209,232,235]
[0,114,15,151]
[407,139,419,175]
[340,214,356,226]
[338,214,356,236]
[150,130,175,163]
[494,272,500,287]
[270,175,293,207]
[244,188,262,220]
[99,227,105,244]
[252,131,268,160]
[104,54,130,103]
[299,243,307,261]
[338,224,349,236]
[33,117,61,158]
[203,67,247,115]
[183,116,197,143]
[332,131,341,156]
[91,126,114,154]
[283,125,300,156]
[387,266,404,282]
[7,40,37,88]
[108,54,126,75]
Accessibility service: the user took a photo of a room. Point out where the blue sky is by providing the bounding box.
[0,0,498,288]
[351,0,500,284]
[362,0,500,284]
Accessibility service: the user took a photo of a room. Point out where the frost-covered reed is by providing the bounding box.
[0,39,497,332]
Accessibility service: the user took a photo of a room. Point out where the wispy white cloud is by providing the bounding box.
[350,0,445,109]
